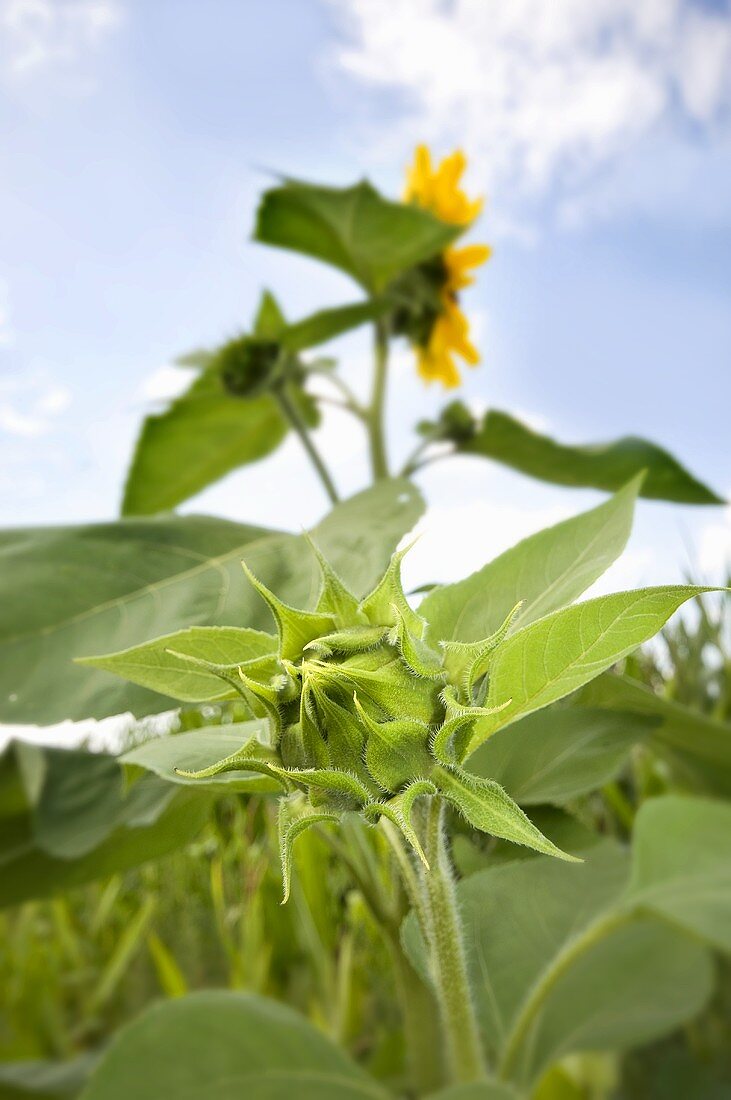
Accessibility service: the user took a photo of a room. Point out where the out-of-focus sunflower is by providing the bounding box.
[403,145,490,389]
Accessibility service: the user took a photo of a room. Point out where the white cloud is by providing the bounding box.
[0,369,71,437]
[329,0,731,229]
[0,0,122,82]
[138,364,192,404]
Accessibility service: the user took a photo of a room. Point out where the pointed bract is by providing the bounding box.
[242,561,336,660]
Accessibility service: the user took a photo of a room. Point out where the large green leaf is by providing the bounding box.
[463,410,722,504]
[121,369,288,516]
[79,626,277,703]
[403,843,713,1088]
[254,178,460,292]
[123,725,279,793]
[469,586,713,747]
[0,742,211,909]
[576,672,731,797]
[420,478,641,645]
[626,795,731,953]
[469,707,653,805]
[80,991,389,1099]
[0,480,422,725]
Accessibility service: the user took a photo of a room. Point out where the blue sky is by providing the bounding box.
[1,0,730,599]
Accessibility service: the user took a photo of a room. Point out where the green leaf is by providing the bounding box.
[254,178,460,292]
[421,478,642,645]
[122,725,279,793]
[79,991,390,1099]
[576,672,731,797]
[281,300,390,352]
[78,626,277,703]
[469,706,653,805]
[122,369,288,515]
[403,843,713,1088]
[428,1085,520,1100]
[626,794,731,953]
[434,765,579,861]
[0,1053,98,1099]
[464,410,723,504]
[468,586,715,747]
[0,742,211,909]
[252,289,287,338]
[0,479,423,725]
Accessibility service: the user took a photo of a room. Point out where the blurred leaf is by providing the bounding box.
[0,1054,98,1098]
[463,410,722,504]
[0,480,423,725]
[469,707,654,804]
[79,991,390,1099]
[122,724,279,793]
[0,742,212,909]
[281,300,389,352]
[626,794,731,952]
[420,478,641,644]
[78,626,277,703]
[254,177,460,292]
[469,587,714,746]
[121,370,288,516]
[576,672,731,797]
[403,843,713,1088]
[428,1086,520,1099]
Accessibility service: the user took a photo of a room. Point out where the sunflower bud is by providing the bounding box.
[216,335,286,398]
[179,543,579,897]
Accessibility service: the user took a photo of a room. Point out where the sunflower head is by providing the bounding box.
[398,145,491,389]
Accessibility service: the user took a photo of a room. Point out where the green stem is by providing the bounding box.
[498,907,632,1082]
[275,387,340,505]
[367,321,390,481]
[386,933,445,1094]
[422,799,486,1085]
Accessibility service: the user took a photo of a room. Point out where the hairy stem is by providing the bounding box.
[422,799,486,1085]
[498,906,633,1082]
[367,321,390,480]
[275,387,340,505]
[386,934,445,1094]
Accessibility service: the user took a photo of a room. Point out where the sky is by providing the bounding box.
[1,0,731,668]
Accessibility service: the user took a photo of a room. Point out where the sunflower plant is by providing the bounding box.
[0,147,729,1100]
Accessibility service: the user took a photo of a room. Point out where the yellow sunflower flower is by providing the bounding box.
[404,145,490,389]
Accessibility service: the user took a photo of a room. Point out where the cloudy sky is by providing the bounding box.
[1,0,730,603]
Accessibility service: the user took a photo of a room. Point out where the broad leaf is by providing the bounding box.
[123,725,279,793]
[403,843,713,1088]
[464,410,722,504]
[80,991,390,1099]
[626,795,731,953]
[79,626,277,703]
[122,369,288,515]
[254,178,460,292]
[469,707,653,805]
[576,672,731,797]
[0,480,423,724]
[469,587,714,746]
[0,742,211,908]
[420,478,641,644]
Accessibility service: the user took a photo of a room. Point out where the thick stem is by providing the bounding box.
[367,321,390,481]
[275,387,340,505]
[386,934,445,1094]
[422,799,486,1085]
[498,907,632,1082]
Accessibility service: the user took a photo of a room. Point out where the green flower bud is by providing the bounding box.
[216,336,286,398]
[180,543,580,898]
